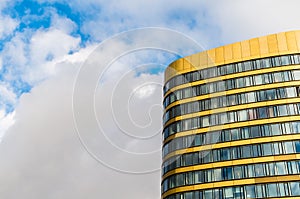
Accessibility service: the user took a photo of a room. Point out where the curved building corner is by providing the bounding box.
[162,30,300,199]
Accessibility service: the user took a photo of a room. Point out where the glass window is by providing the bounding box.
[228,112,236,123]
[275,162,287,175]
[255,184,266,198]
[244,76,252,87]
[250,126,260,138]
[231,129,240,141]
[284,141,295,154]
[288,104,296,115]
[266,89,276,100]
[282,71,291,81]
[245,185,256,199]
[221,148,231,160]
[203,190,213,199]
[220,113,228,124]
[258,107,268,118]
[278,105,288,116]
[176,174,184,186]
[267,162,275,176]
[222,167,233,180]
[246,92,256,103]
[252,144,261,157]
[233,187,244,199]
[242,145,251,158]
[214,168,222,181]
[233,166,243,179]
[272,57,281,66]
[270,124,281,135]
[232,147,241,159]
[287,161,299,174]
[267,183,278,197]
[184,192,193,199]
[248,109,257,120]
[291,122,300,133]
[262,143,273,156]
[226,64,235,74]
[290,182,300,195]
[273,72,283,82]
[238,110,248,121]
[244,61,252,71]
[194,170,203,184]
[254,74,263,85]
[242,127,250,139]
[293,70,300,80]
[281,55,291,65]
[261,58,271,68]
[194,134,202,146]
[222,130,231,142]
[224,187,233,199]
[202,116,210,127]
[293,55,300,64]
[262,124,271,136]
[236,77,244,88]
[273,142,282,155]
[295,141,300,153]
[278,183,288,197]
[255,59,262,69]
[246,164,254,178]
[254,164,265,177]
[228,95,237,106]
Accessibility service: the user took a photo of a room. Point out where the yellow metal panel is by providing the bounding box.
[164,31,300,82]
[190,53,200,69]
[260,35,271,56]
[206,49,216,68]
[182,57,190,70]
[277,32,289,54]
[224,44,233,62]
[175,58,183,71]
[286,31,298,53]
[232,42,242,62]
[199,51,208,69]
[190,54,200,70]
[295,30,300,52]
[249,38,260,57]
[241,40,251,59]
[267,34,279,55]
[215,47,225,65]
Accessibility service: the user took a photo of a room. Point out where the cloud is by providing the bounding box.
[0,46,162,198]
[0,15,19,39]
[0,110,14,139]
[201,0,300,46]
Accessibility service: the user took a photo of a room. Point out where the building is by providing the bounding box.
[162,30,300,199]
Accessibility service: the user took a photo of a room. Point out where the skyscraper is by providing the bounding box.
[162,30,300,199]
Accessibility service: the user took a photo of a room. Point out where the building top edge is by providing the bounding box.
[165,30,300,82]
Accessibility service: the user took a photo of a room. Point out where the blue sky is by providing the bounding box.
[1,1,300,198]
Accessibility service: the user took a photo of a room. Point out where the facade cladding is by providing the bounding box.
[162,31,300,199]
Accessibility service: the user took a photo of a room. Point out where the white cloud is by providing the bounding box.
[0,48,162,198]
[201,0,300,46]
[26,28,80,83]
[0,15,18,39]
[0,110,14,139]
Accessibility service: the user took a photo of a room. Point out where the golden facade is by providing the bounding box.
[162,31,300,199]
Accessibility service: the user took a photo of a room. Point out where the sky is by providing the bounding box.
[0,0,300,198]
